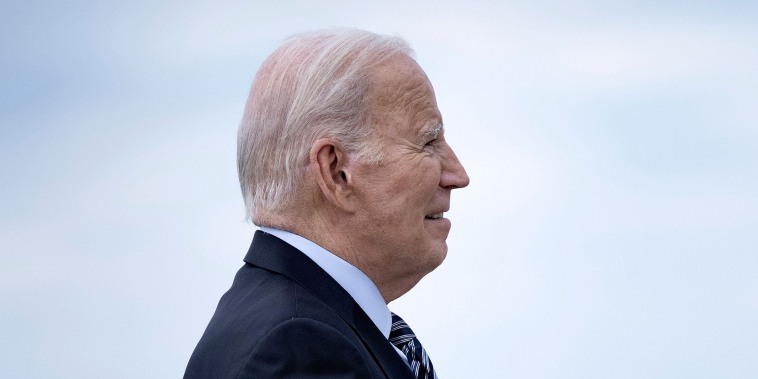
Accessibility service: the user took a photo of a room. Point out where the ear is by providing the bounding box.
[309,138,355,211]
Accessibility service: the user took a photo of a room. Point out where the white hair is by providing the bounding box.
[237,29,413,222]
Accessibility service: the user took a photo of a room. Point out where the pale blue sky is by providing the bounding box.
[2,1,757,378]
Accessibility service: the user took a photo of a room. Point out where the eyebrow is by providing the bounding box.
[421,123,444,140]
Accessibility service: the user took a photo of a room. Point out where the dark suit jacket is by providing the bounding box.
[184,231,414,378]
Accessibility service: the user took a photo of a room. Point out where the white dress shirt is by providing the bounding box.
[258,227,408,364]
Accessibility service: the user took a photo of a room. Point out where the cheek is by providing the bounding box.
[413,170,442,201]
[367,160,441,224]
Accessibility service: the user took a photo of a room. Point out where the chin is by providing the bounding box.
[426,243,448,271]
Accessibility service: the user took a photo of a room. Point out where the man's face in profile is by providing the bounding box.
[346,54,470,286]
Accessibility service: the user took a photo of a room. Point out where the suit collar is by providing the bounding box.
[258,226,393,338]
[244,230,414,379]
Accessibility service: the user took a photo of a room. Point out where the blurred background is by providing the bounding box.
[2,1,756,378]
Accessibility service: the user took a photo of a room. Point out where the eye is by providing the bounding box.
[424,138,437,147]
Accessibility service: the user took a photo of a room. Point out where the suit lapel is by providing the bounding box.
[244,231,414,379]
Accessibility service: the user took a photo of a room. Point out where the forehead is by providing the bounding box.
[367,55,440,128]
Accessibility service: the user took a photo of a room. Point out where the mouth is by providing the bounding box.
[425,212,444,220]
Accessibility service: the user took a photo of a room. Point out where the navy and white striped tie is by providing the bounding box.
[389,312,438,379]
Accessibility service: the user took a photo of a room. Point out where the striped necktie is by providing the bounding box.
[389,312,438,379]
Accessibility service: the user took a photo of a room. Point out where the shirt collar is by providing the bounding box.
[258,227,392,338]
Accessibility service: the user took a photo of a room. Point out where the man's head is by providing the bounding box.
[238,29,411,223]
[238,29,469,301]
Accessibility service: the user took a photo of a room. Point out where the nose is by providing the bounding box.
[440,142,470,190]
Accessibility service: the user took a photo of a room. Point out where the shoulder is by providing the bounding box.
[237,318,375,378]
[185,265,384,378]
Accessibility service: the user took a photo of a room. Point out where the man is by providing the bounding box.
[184,29,469,379]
